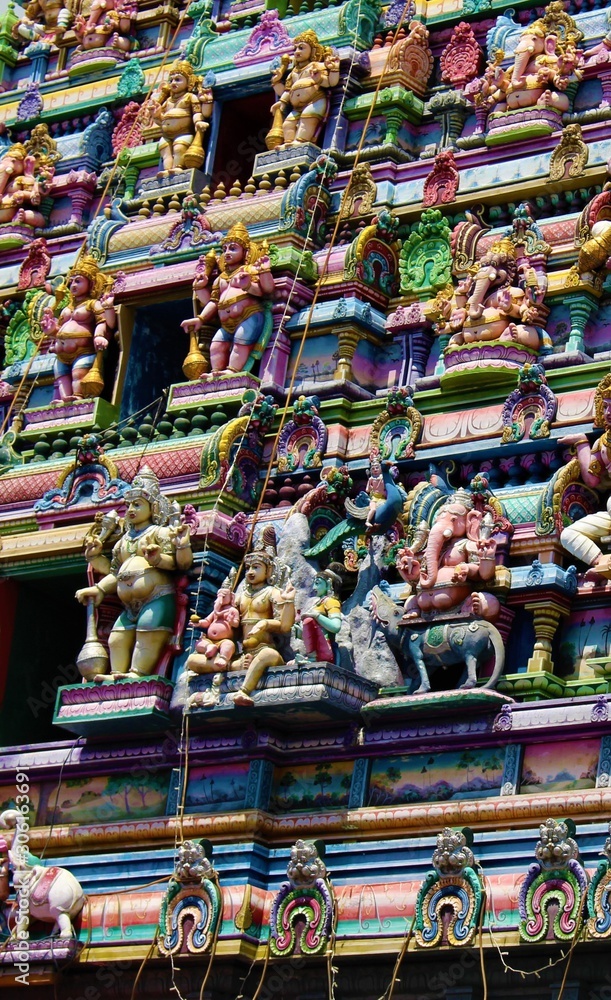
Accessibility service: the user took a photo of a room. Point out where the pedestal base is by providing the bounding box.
[21,397,117,438]
[53,676,174,736]
[0,226,35,251]
[485,107,561,146]
[252,143,321,178]
[67,48,127,77]
[0,938,83,965]
[167,372,261,411]
[361,687,513,723]
[440,342,538,390]
[139,168,207,197]
[174,663,379,724]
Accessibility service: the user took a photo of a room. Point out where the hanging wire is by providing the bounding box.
[233,0,423,586]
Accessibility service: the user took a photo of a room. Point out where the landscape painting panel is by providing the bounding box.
[519,739,599,794]
[185,762,250,814]
[270,761,353,812]
[37,772,171,825]
[367,749,504,806]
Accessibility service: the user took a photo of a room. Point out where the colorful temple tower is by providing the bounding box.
[2,0,611,994]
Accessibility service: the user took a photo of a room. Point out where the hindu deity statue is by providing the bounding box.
[467,1,583,143]
[0,125,60,231]
[266,30,340,148]
[396,488,500,621]
[446,238,542,351]
[75,468,193,680]
[560,373,611,578]
[181,223,275,377]
[72,0,136,58]
[41,254,116,401]
[151,59,213,175]
[294,567,342,664]
[464,50,509,135]
[12,0,66,44]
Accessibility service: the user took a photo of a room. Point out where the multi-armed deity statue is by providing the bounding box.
[151,59,214,175]
[71,0,136,67]
[189,527,295,708]
[466,1,583,143]
[441,203,550,383]
[12,0,66,44]
[0,125,60,235]
[266,30,340,148]
[181,223,275,378]
[42,254,116,401]
[76,468,192,680]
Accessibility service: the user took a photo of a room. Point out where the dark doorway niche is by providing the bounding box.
[120,298,193,422]
[211,92,272,190]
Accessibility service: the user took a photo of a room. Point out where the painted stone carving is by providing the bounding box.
[34,434,129,512]
[469,1,584,144]
[181,223,274,377]
[158,841,221,957]
[12,0,66,44]
[415,828,483,947]
[277,394,328,473]
[151,59,213,174]
[560,372,611,578]
[42,255,116,402]
[266,31,340,148]
[234,8,293,66]
[343,210,400,297]
[293,567,342,664]
[464,50,509,136]
[384,20,433,98]
[270,840,333,957]
[200,390,277,503]
[17,237,51,290]
[519,819,587,943]
[422,150,459,208]
[341,162,377,219]
[0,125,60,234]
[190,527,295,709]
[0,810,85,938]
[16,82,43,123]
[369,386,423,461]
[587,824,611,939]
[399,208,452,296]
[443,203,550,381]
[549,123,588,182]
[186,578,240,681]
[69,0,136,73]
[75,467,193,681]
[573,174,611,285]
[501,363,557,443]
[440,21,482,89]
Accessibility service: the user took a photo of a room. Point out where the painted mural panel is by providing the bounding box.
[519,739,599,795]
[184,762,250,814]
[0,783,40,823]
[37,772,171,825]
[270,761,353,812]
[367,750,504,806]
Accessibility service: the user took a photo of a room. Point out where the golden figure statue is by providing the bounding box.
[76,468,193,680]
[152,59,214,175]
[0,125,60,229]
[41,254,116,402]
[266,30,340,148]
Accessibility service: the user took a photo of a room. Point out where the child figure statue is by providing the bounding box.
[152,59,213,175]
[295,567,342,663]
[365,449,387,532]
[186,582,241,707]
[267,30,340,148]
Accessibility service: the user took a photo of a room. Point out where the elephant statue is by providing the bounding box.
[0,810,85,938]
[369,586,505,695]
[396,488,500,622]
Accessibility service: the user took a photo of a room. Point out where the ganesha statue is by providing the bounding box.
[0,126,60,238]
[442,204,550,384]
[70,0,136,71]
[473,1,583,145]
[396,488,500,622]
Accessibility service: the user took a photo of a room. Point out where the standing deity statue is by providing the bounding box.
[75,467,193,679]
[12,0,67,43]
[266,31,340,148]
[42,254,116,401]
[152,59,213,175]
[181,223,275,377]
[560,373,611,577]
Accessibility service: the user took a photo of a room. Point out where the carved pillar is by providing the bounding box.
[333,325,360,380]
[525,597,569,673]
[567,290,598,354]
